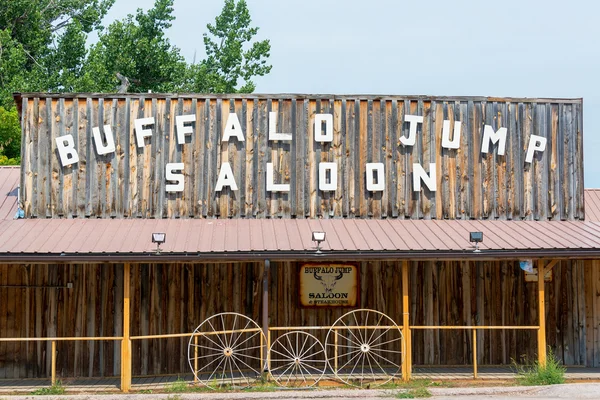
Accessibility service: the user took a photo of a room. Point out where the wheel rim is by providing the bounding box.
[268,331,327,388]
[325,309,403,387]
[187,312,266,389]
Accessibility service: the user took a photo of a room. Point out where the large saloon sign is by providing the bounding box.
[16,94,583,220]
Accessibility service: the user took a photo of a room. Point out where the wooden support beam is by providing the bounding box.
[402,260,411,381]
[121,263,131,392]
[544,259,560,272]
[537,261,547,367]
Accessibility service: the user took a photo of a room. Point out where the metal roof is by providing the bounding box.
[0,167,600,262]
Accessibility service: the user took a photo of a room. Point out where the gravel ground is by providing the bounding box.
[2,384,600,399]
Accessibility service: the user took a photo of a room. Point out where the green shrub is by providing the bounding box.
[514,349,566,385]
[31,380,66,395]
[165,377,189,393]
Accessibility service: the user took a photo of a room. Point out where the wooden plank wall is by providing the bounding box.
[19,95,584,220]
[0,260,597,378]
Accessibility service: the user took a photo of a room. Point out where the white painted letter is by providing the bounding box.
[400,115,423,146]
[215,162,238,191]
[92,125,116,155]
[268,112,292,141]
[134,117,155,147]
[55,135,79,166]
[441,120,461,149]
[319,162,338,191]
[165,163,184,192]
[413,163,437,192]
[366,163,385,191]
[266,163,290,192]
[222,113,245,142]
[525,134,547,163]
[481,125,507,155]
[176,114,196,144]
[314,113,333,142]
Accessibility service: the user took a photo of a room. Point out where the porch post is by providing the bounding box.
[402,260,411,381]
[262,259,270,372]
[537,261,547,367]
[121,263,132,392]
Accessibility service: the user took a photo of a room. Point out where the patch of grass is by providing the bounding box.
[395,387,432,398]
[31,381,66,395]
[514,348,566,386]
[138,389,153,394]
[165,377,190,393]
[379,379,455,390]
[166,395,182,400]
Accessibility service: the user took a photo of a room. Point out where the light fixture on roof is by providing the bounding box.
[469,231,483,253]
[312,231,326,254]
[152,233,166,254]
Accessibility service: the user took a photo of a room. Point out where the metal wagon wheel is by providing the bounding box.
[325,309,403,387]
[268,331,327,388]
[187,312,266,390]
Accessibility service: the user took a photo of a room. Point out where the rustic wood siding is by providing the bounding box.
[1,260,598,378]
[18,94,584,220]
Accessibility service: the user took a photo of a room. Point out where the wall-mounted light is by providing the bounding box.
[152,233,166,254]
[312,231,326,253]
[469,231,483,253]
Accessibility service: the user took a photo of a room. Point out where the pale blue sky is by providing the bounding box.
[102,0,600,187]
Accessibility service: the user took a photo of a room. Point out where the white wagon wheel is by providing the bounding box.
[325,309,403,387]
[268,331,327,388]
[187,312,266,389]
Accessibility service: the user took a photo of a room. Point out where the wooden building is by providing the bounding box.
[1,93,599,390]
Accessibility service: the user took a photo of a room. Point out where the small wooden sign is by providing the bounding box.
[524,267,553,282]
[299,263,359,307]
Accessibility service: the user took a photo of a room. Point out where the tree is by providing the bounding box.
[80,0,187,93]
[185,0,271,93]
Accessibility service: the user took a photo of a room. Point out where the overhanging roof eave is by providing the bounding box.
[1,248,600,264]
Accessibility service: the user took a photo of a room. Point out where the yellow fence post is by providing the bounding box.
[121,263,131,393]
[402,261,411,381]
[472,329,477,379]
[537,261,547,367]
[51,340,56,385]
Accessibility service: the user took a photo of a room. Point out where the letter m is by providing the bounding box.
[481,125,507,156]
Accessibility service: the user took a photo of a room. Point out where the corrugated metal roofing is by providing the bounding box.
[585,189,600,222]
[0,218,599,261]
[1,167,600,261]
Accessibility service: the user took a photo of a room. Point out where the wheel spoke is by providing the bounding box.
[369,350,402,370]
[366,313,385,344]
[231,330,261,351]
[370,336,403,348]
[298,339,319,359]
[206,319,227,350]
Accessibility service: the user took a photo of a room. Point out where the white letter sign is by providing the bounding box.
[176,114,196,144]
[269,112,292,141]
[525,135,547,163]
[314,114,333,142]
[55,135,79,166]
[319,162,337,191]
[134,117,155,148]
[366,163,385,191]
[92,125,116,155]
[400,115,423,146]
[266,163,290,192]
[222,113,245,142]
[165,163,184,192]
[215,162,238,191]
[441,120,461,149]
[413,163,437,192]
[481,125,507,155]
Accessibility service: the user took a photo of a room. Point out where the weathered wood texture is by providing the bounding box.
[0,260,597,378]
[18,95,584,220]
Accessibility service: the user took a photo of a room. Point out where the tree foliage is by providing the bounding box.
[0,0,272,164]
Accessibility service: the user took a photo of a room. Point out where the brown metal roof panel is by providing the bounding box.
[351,220,383,250]
[168,219,192,252]
[48,219,87,252]
[510,221,565,249]
[304,220,325,251]
[320,220,346,251]
[260,220,278,251]
[328,220,355,251]
[271,220,291,251]
[466,220,516,249]
[0,168,19,220]
[419,221,456,250]
[585,190,600,222]
[235,219,252,252]
[128,220,163,253]
[560,221,600,248]
[283,220,305,251]
[337,220,370,250]
[20,220,58,253]
[198,220,216,252]
[522,221,581,249]
[208,220,227,252]
[0,219,22,250]
[377,220,409,250]
[386,220,421,250]
[36,219,78,253]
[404,220,436,250]
[248,219,265,251]
[439,221,478,251]
[2,219,42,252]
[104,219,136,253]
[368,220,398,250]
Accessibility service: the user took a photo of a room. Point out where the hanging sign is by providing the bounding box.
[299,263,359,307]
